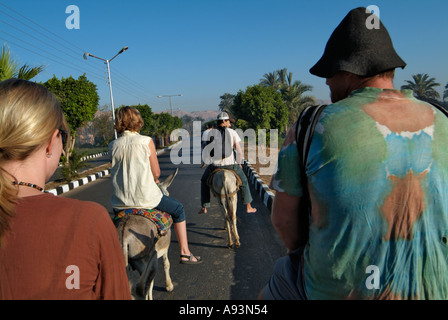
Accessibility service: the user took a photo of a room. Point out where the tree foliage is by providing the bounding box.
[114,105,182,148]
[401,73,441,101]
[218,93,235,113]
[231,84,288,135]
[133,104,154,136]
[0,45,45,81]
[42,74,99,160]
[261,68,315,128]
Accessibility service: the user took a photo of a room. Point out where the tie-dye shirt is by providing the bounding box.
[271,87,448,299]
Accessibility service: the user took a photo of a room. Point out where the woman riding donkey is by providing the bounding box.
[110,106,202,264]
[199,112,256,215]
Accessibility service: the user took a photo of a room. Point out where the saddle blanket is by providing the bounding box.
[113,208,173,236]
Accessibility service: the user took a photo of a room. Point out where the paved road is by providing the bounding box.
[61,138,285,300]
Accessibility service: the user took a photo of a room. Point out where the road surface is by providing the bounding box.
[61,138,286,300]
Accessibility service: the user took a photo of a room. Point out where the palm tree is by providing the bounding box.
[401,73,440,101]
[260,68,288,90]
[259,68,316,130]
[280,73,315,127]
[277,68,288,87]
[0,46,45,81]
[260,70,281,89]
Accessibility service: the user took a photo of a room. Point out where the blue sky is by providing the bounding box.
[1,0,447,112]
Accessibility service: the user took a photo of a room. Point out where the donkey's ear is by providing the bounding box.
[160,168,179,189]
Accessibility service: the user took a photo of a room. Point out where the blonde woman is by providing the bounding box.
[110,106,202,264]
[0,79,131,299]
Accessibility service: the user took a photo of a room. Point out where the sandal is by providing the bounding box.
[180,254,203,264]
[198,207,207,214]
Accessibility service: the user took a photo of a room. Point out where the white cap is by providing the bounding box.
[217,112,230,120]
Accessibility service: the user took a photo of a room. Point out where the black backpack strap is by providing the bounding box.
[296,105,327,167]
[429,102,448,118]
[291,104,326,247]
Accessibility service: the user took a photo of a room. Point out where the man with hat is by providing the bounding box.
[260,7,448,299]
[199,111,256,214]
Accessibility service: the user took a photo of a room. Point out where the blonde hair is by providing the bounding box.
[115,106,144,134]
[0,79,67,247]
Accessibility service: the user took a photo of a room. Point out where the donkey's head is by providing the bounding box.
[158,168,179,196]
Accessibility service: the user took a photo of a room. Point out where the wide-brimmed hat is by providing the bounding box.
[309,7,406,78]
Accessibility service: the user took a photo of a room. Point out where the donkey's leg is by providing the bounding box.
[225,215,234,248]
[147,280,154,300]
[162,252,174,292]
[231,215,240,248]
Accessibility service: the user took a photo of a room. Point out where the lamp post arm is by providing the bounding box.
[86,53,107,62]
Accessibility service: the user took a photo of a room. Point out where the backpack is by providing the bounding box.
[205,127,234,160]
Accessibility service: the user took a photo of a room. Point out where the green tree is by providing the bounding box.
[133,104,154,136]
[401,73,441,101]
[173,116,183,130]
[151,112,182,148]
[231,84,288,141]
[280,72,315,128]
[0,45,45,81]
[260,70,282,89]
[218,93,235,113]
[260,68,315,129]
[42,74,99,161]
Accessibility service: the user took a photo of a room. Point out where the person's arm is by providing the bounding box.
[148,138,161,183]
[271,192,307,252]
[234,140,243,166]
[269,121,308,251]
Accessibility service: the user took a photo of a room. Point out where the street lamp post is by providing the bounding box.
[83,46,128,139]
[157,94,183,115]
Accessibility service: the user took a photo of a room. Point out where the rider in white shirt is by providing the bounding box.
[199,112,257,214]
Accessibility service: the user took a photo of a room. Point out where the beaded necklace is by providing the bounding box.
[12,181,45,193]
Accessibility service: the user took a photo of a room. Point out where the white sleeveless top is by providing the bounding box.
[109,131,162,210]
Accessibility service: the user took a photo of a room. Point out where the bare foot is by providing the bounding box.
[246,204,257,213]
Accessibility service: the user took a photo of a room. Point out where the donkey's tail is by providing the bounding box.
[223,172,235,221]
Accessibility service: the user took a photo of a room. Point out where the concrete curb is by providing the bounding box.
[242,160,275,211]
[46,142,181,196]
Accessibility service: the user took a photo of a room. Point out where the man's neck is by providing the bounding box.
[354,76,395,91]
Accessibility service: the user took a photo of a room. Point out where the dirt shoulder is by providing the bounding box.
[241,142,278,189]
